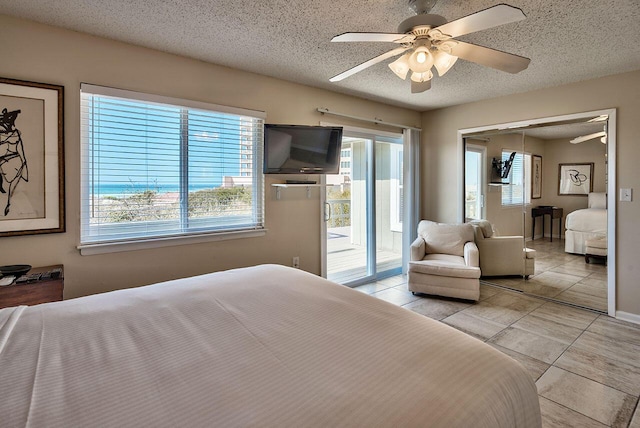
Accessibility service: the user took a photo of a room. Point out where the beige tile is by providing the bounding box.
[578,276,608,288]
[554,289,607,312]
[567,282,607,299]
[529,271,582,288]
[372,287,420,306]
[478,283,502,301]
[488,343,550,381]
[462,292,544,325]
[530,301,599,330]
[376,275,407,287]
[516,279,571,298]
[587,271,608,281]
[489,327,568,364]
[511,314,584,345]
[587,315,640,347]
[539,396,608,428]
[352,282,393,294]
[537,367,636,427]
[403,297,471,320]
[393,282,409,292]
[572,331,640,368]
[441,311,507,341]
[549,264,592,278]
[555,346,640,395]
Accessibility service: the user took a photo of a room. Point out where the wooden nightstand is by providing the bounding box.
[0,265,64,310]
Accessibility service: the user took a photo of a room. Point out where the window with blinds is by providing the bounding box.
[80,84,265,248]
[501,150,531,206]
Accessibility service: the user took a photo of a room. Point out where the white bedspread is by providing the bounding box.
[565,208,607,234]
[0,264,540,427]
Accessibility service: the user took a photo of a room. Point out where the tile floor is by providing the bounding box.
[481,238,608,312]
[353,276,640,428]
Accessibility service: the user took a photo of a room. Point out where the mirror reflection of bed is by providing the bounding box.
[463,113,610,312]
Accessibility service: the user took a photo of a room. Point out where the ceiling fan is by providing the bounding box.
[329,0,531,93]
[571,116,607,144]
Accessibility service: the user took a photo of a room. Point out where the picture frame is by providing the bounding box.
[531,155,542,199]
[0,77,64,237]
[558,162,594,196]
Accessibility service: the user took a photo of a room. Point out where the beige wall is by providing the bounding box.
[422,70,640,317]
[0,15,420,299]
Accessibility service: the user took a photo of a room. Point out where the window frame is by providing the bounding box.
[78,84,267,255]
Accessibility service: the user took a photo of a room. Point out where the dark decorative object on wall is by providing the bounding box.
[490,151,516,185]
[531,155,542,199]
[0,77,65,237]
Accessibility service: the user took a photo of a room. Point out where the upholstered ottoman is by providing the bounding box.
[585,236,607,264]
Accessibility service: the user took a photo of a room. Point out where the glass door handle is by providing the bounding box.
[324,202,331,222]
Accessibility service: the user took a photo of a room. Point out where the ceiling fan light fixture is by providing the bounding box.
[433,50,458,76]
[408,46,434,73]
[410,70,433,82]
[388,53,411,79]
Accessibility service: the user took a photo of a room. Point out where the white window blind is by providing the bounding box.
[80,84,266,248]
[501,150,531,206]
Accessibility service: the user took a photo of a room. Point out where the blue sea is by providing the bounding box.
[96,183,220,196]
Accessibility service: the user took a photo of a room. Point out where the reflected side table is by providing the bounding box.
[531,207,563,242]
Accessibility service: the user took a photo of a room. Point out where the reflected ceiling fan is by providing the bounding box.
[571,129,607,144]
[571,116,607,144]
[329,0,531,93]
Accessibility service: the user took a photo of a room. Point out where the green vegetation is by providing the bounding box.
[188,187,252,217]
[327,187,351,228]
[97,186,252,223]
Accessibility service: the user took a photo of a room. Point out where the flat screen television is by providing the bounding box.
[263,124,343,174]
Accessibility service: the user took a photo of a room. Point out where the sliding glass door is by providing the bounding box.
[324,131,404,286]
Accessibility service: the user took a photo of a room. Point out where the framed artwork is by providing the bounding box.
[0,77,64,237]
[531,155,542,199]
[558,162,594,196]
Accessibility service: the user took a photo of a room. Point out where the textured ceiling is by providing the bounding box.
[1,0,639,111]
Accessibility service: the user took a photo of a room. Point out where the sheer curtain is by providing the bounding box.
[402,128,421,273]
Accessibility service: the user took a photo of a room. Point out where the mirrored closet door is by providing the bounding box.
[463,112,613,313]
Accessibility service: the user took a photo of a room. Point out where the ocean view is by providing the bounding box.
[96,183,220,196]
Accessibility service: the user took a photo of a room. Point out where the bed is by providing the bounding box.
[565,192,607,254]
[0,264,541,427]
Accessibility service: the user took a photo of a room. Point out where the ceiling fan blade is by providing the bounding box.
[570,131,606,144]
[433,4,526,38]
[449,41,530,73]
[331,32,416,43]
[330,47,410,82]
[411,79,431,93]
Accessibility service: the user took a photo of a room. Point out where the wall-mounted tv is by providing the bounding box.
[263,124,343,174]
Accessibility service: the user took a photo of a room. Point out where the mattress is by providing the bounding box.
[0,264,541,427]
[565,208,607,234]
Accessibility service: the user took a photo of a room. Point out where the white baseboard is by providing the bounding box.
[615,311,640,325]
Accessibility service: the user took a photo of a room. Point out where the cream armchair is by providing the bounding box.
[470,220,535,278]
[408,221,481,301]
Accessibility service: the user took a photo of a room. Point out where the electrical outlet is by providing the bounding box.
[292,256,300,269]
